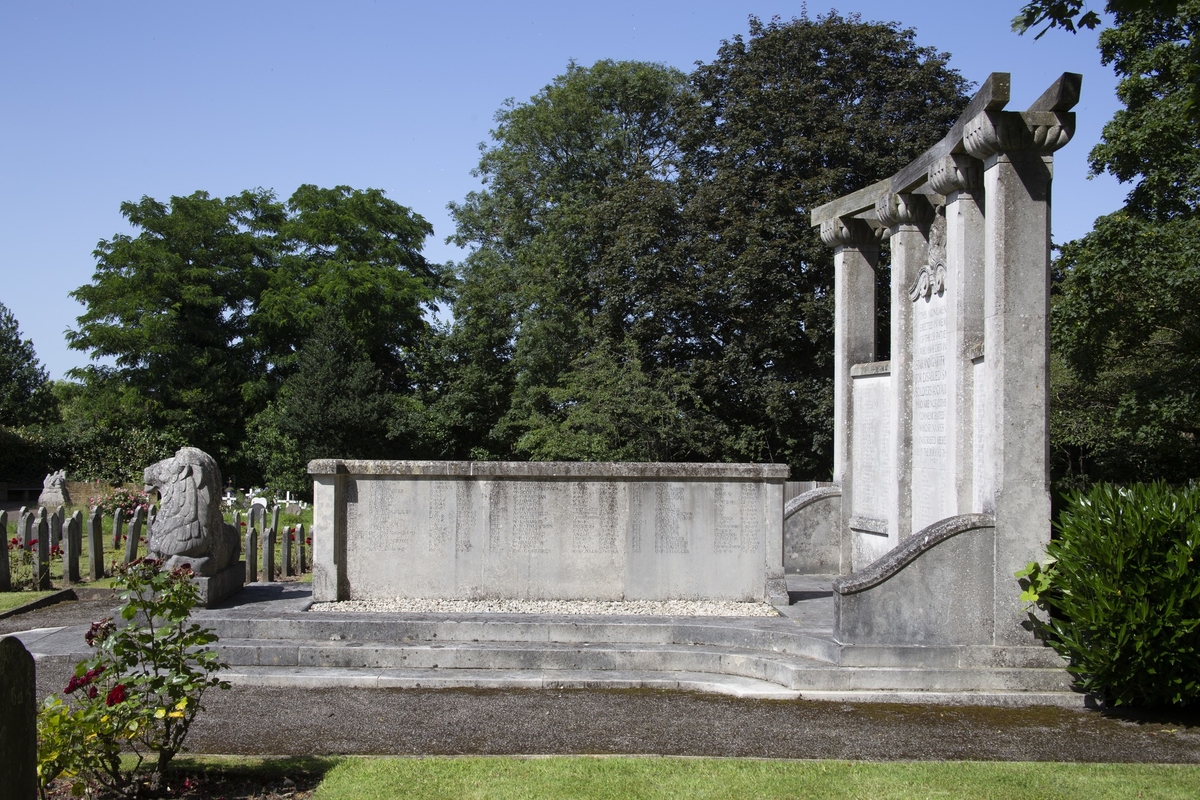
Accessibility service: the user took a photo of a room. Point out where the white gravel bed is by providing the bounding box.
[310,598,780,616]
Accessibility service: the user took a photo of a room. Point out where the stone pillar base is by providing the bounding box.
[194,561,246,608]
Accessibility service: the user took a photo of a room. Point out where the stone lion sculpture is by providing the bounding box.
[143,447,240,577]
[39,469,69,508]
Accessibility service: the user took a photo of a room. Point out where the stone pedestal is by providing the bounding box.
[193,560,246,608]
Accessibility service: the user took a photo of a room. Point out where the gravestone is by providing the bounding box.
[19,510,33,551]
[49,507,63,550]
[241,512,258,583]
[34,509,50,590]
[281,519,294,577]
[296,522,307,573]
[111,507,125,550]
[260,515,274,585]
[124,506,144,565]
[64,510,82,584]
[87,506,105,581]
[0,636,37,799]
[0,511,10,591]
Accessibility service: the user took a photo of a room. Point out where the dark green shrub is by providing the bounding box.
[1018,481,1200,707]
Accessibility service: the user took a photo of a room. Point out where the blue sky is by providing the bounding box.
[0,1,1124,380]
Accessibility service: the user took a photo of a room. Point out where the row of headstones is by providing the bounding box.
[235,504,308,583]
[0,505,147,592]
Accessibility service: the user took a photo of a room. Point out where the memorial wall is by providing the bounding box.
[308,460,787,603]
[811,72,1078,647]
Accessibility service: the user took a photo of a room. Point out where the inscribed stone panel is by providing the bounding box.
[653,484,690,554]
[345,479,415,553]
[851,373,892,526]
[570,482,620,554]
[912,292,955,531]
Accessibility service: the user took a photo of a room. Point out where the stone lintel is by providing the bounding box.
[307,459,791,481]
[812,71,1078,224]
[1026,72,1082,113]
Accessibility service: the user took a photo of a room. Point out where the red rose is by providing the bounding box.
[88,686,98,699]
[106,684,127,706]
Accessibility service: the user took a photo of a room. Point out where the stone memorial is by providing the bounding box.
[37,469,69,508]
[801,72,1079,649]
[309,460,788,603]
[143,447,245,606]
[0,636,37,800]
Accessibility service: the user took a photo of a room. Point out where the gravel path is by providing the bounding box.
[312,598,780,616]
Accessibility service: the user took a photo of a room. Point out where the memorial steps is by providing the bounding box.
[188,582,1081,707]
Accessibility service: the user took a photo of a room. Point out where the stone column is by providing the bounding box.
[820,217,881,575]
[875,192,934,544]
[929,154,986,516]
[965,108,1074,645]
[311,466,348,602]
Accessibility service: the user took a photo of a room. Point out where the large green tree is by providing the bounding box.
[440,17,970,474]
[68,185,441,483]
[437,59,697,461]
[0,300,53,428]
[1033,1,1200,483]
[677,13,970,473]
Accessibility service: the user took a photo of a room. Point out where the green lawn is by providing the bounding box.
[304,757,1200,800]
[0,589,57,613]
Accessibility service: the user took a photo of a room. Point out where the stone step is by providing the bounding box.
[213,637,1074,694]
[222,666,804,700]
[204,613,843,665]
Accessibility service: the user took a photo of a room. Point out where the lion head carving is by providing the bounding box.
[144,447,239,576]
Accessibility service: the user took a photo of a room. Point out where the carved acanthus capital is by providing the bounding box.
[928,153,983,196]
[963,110,1076,160]
[875,192,934,231]
[819,217,883,249]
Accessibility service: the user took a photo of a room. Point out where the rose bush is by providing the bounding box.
[37,557,229,798]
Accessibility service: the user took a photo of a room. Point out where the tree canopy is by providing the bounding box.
[437,14,969,475]
[67,185,442,483]
[0,301,52,428]
[1035,0,1200,484]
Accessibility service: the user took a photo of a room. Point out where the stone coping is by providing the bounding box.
[834,513,996,595]
[308,459,790,480]
[784,486,841,519]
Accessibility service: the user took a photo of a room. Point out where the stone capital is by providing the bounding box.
[819,217,883,249]
[963,110,1075,160]
[874,193,934,232]
[928,153,983,196]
